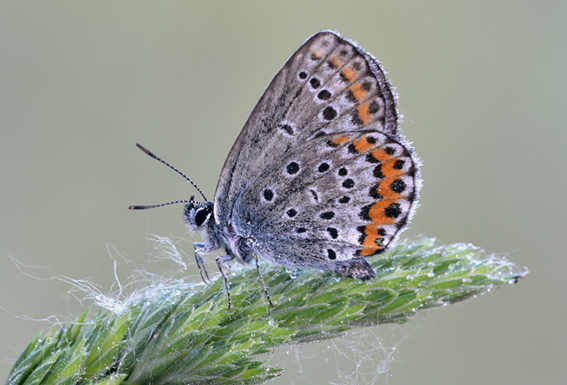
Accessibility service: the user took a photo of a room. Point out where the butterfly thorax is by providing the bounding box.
[184,201,255,264]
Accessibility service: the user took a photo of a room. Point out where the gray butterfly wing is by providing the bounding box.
[231,130,419,269]
[214,30,400,226]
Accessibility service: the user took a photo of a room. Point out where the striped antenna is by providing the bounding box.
[133,143,207,201]
[129,199,194,210]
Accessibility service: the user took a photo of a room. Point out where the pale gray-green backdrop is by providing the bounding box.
[1,2,565,384]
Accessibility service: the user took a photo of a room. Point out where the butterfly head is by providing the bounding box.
[184,200,213,232]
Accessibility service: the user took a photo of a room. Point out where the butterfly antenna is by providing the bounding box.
[134,143,208,201]
[129,198,195,210]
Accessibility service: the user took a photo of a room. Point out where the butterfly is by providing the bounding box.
[131,31,420,309]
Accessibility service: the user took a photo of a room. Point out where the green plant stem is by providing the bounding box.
[5,238,526,385]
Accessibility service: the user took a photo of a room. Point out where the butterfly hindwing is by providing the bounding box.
[231,130,419,267]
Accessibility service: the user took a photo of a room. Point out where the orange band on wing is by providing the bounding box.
[353,136,375,153]
[311,48,324,59]
[361,225,385,254]
[367,199,398,226]
[329,55,342,68]
[341,67,357,82]
[331,135,352,145]
[349,83,365,101]
[356,101,372,125]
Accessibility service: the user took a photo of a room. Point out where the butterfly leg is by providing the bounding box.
[335,258,377,281]
[254,254,274,308]
[193,242,211,283]
[216,255,234,310]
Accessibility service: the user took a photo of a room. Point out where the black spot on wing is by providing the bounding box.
[389,179,406,193]
[310,77,321,89]
[369,184,383,199]
[384,203,401,218]
[322,106,337,121]
[342,179,355,189]
[393,159,405,169]
[263,189,274,201]
[286,162,300,175]
[317,90,332,100]
[373,165,384,179]
[327,249,337,260]
[320,211,335,220]
[327,227,338,239]
[318,162,330,172]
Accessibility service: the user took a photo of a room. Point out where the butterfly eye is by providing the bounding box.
[194,207,210,227]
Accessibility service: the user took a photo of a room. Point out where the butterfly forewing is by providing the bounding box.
[214,31,401,226]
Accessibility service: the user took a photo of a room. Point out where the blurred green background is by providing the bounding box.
[1,1,565,384]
